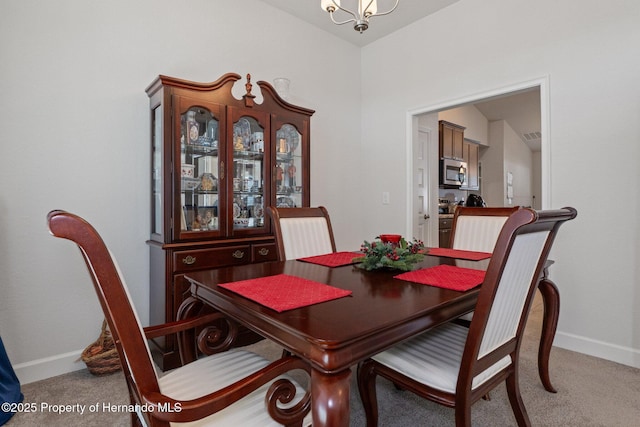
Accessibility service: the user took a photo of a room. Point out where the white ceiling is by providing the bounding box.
[258,0,460,47]
[260,0,541,151]
[473,88,542,151]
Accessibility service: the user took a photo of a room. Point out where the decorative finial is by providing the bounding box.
[243,73,255,107]
[245,74,252,96]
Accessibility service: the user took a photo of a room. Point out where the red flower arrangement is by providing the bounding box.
[353,235,425,271]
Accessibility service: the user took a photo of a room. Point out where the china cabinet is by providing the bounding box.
[146,72,314,369]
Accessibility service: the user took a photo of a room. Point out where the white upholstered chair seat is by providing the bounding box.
[159,349,311,427]
[372,323,511,394]
[119,256,312,427]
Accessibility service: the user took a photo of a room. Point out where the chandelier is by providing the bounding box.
[320,0,400,33]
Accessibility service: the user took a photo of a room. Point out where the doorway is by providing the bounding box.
[407,77,550,247]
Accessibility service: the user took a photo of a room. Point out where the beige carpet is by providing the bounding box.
[7,294,640,426]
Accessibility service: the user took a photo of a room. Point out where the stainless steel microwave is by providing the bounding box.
[440,158,467,187]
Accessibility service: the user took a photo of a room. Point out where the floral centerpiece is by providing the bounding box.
[353,234,425,271]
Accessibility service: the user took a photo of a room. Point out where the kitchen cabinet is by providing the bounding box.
[438,216,453,248]
[461,139,480,190]
[146,72,314,369]
[439,120,465,160]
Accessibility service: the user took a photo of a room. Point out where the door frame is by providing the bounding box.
[410,125,435,245]
[405,76,551,239]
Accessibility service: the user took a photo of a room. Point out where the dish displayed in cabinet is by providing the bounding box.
[181,177,200,191]
[276,196,296,208]
[197,173,217,192]
[233,117,252,151]
[276,124,300,153]
[252,202,264,219]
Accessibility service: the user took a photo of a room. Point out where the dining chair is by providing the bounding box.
[267,206,336,261]
[450,206,520,252]
[357,207,577,427]
[450,206,520,322]
[47,210,312,427]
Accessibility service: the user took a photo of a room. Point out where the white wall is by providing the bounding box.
[0,0,364,383]
[438,105,489,145]
[481,122,506,207]
[502,121,533,207]
[361,0,640,367]
[482,120,533,207]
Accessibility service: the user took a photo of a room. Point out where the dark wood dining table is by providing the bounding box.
[179,253,560,427]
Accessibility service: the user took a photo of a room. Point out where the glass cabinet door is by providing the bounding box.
[275,123,303,208]
[151,105,163,238]
[231,114,267,232]
[177,101,223,239]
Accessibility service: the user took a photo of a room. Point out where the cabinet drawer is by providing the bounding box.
[173,245,251,273]
[252,243,278,263]
[439,218,453,230]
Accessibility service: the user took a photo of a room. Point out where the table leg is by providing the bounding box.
[311,368,351,427]
[537,277,559,393]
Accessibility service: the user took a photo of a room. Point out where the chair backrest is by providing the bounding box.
[459,207,577,391]
[267,206,337,261]
[47,210,160,404]
[450,207,520,252]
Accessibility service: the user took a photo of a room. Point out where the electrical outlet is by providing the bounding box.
[382,192,390,205]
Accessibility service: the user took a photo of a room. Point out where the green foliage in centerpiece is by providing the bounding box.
[353,235,425,271]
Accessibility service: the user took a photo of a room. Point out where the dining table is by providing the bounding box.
[178,250,560,427]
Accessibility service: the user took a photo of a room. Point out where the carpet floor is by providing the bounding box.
[6,294,640,426]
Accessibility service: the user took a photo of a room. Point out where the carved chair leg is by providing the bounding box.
[505,372,531,427]
[357,359,380,427]
[454,400,472,427]
[131,411,143,427]
[128,389,144,426]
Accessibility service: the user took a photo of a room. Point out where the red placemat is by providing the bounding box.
[427,247,492,261]
[394,265,485,291]
[298,252,362,267]
[218,274,352,312]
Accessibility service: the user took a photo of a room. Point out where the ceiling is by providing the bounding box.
[473,88,542,152]
[259,1,541,151]
[258,0,460,47]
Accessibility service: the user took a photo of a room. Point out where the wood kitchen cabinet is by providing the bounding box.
[438,216,453,248]
[461,138,480,190]
[439,120,465,160]
[146,72,314,369]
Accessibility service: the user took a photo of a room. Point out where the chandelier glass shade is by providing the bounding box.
[320,0,400,33]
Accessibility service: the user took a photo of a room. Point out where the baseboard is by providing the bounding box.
[13,349,87,385]
[554,331,640,369]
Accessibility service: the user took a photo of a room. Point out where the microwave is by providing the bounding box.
[440,158,467,187]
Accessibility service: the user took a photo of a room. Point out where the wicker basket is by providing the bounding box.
[81,320,122,376]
